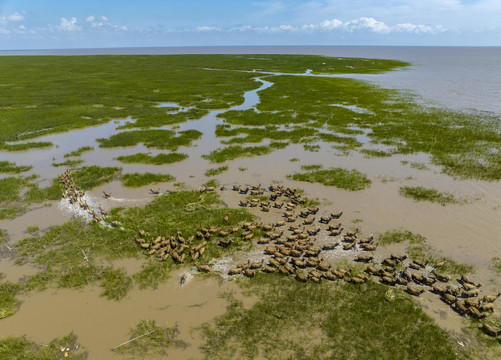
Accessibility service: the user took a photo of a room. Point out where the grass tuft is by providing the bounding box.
[116,152,188,165]
[205,166,229,177]
[113,319,187,356]
[120,172,175,188]
[64,146,94,157]
[200,274,460,360]
[0,161,32,173]
[289,167,371,191]
[72,165,121,190]
[399,186,460,206]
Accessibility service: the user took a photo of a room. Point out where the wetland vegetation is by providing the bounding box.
[289,167,371,191]
[120,172,175,188]
[0,161,32,173]
[201,274,461,360]
[116,152,188,165]
[399,186,460,206]
[112,319,187,356]
[0,333,86,359]
[0,54,499,359]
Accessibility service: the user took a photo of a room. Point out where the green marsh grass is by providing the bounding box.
[0,333,87,360]
[400,186,460,206]
[218,74,500,180]
[0,141,53,151]
[0,177,23,202]
[120,172,175,188]
[26,225,39,234]
[201,274,461,360]
[97,129,201,150]
[64,146,94,157]
[290,167,371,191]
[300,164,323,171]
[116,152,188,165]
[72,165,121,190]
[112,319,187,356]
[0,161,32,173]
[100,266,133,301]
[205,166,229,177]
[203,142,288,163]
[52,159,84,167]
[360,149,392,157]
[490,257,501,275]
[410,162,429,170]
[24,178,64,203]
[0,281,21,319]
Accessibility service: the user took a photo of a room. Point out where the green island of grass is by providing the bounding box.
[0,333,87,359]
[116,152,188,165]
[201,274,461,360]
[0,161,32,173]
[112,319,187,356]
[289,167,371,191]
[120,172,175,188]
[97,129,201,150]
[399,186,460,206]
[64,146,94,157]
[205,165,229,177]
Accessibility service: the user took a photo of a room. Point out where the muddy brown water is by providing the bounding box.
[1,72,501,357]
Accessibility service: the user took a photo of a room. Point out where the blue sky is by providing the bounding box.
[0,0,500,49]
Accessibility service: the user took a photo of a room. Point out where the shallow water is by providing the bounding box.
[0,55,500,356]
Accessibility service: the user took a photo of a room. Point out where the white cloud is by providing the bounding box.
[8,12,25,22]
[86,16,95,22]
[101,16,108,22]
[240,17,445,34]
[195,26,221,32]
[57,17,81,32]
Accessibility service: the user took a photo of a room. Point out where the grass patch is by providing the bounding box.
[133,260,175,290]
[24,178,63,202]
[116,152,188,165]
[400,186,460,206]
[203,142,288,163]
[26,225,39,234]
[52,159,84,167]
[112,319,187,356]
[64,146,94,157]
[0,177,23,202]
[205,166,229,177]
[378,230,427,245]
[0,161,32,173]
[289,167,371,191]
[120,172,175,188]
[97,129,201,150]
[23,178,64,203]
[0,281,21,319]
[0,333,86,359]
[200,274,460,360]
[490,257,501,275]
[410,162,429,170]
[360,149,392,157]
[72,165,121,190]
[301,164,323,171]
[100,266,133,301]
[0,141,53,151]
